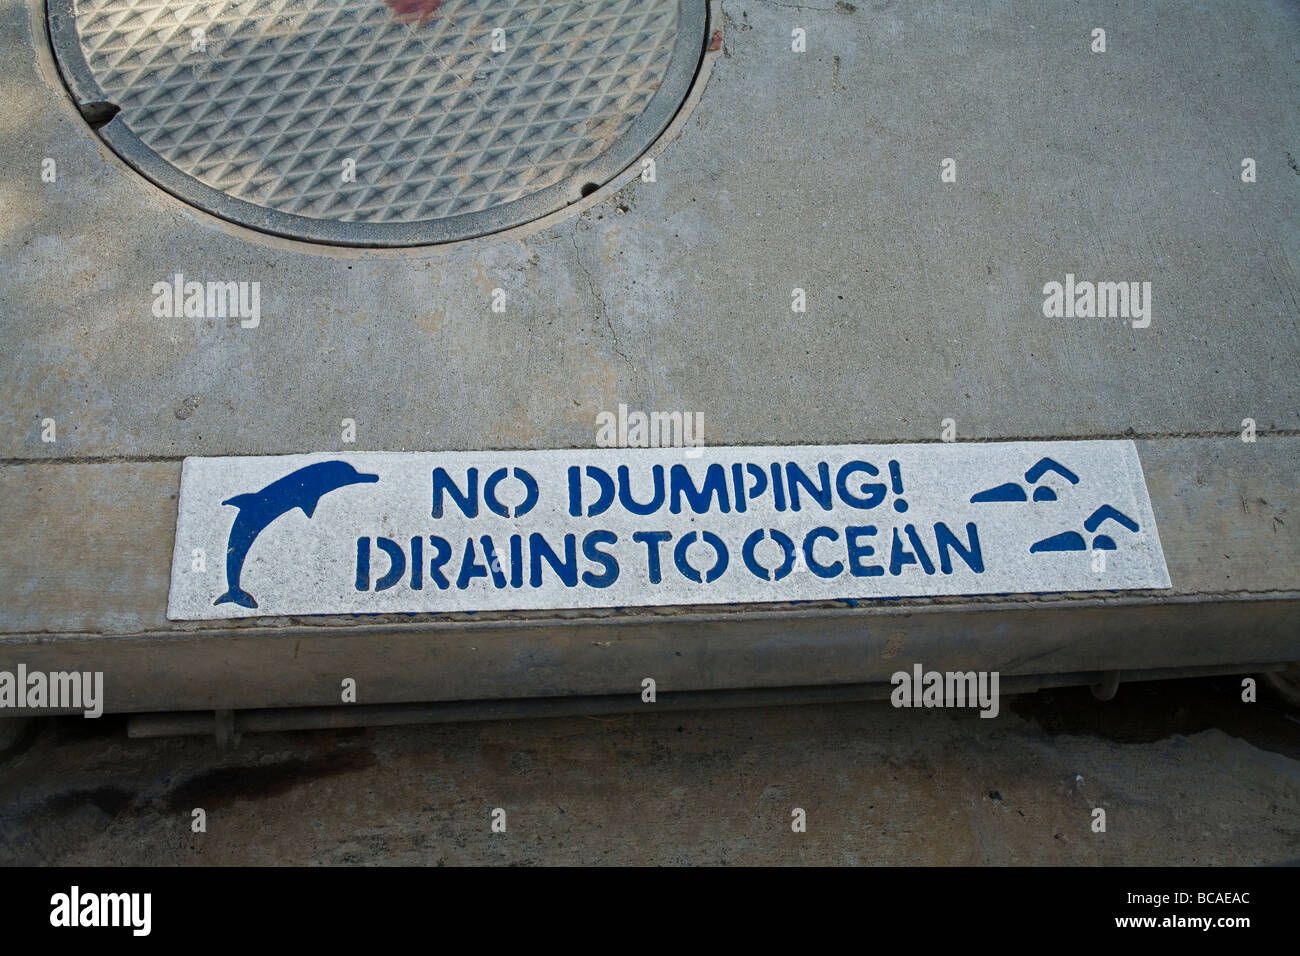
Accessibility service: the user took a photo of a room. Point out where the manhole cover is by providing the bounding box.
[47,0,707,245]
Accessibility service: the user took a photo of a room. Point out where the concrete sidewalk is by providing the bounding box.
[0,0,1296,715]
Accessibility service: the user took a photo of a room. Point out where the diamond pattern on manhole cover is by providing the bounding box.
[48,0,706,244]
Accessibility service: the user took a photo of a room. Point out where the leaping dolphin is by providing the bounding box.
[215,460,379,609]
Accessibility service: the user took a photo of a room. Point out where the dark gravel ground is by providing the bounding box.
[1,675,1297,865]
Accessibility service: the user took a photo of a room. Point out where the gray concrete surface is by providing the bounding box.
[3,0,1296,456]
[0,0,1296,711]
[2,679,1298,865]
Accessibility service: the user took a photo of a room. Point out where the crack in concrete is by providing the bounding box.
[570,232,634,372]
[753,0,840,12]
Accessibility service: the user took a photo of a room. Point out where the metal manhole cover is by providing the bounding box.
[47,0,707,245]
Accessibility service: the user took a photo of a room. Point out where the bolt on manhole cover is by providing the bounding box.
[47,0,707,245]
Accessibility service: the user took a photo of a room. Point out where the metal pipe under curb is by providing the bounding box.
[126,671,1120,740]
[1091,671,1122,701]
[125,663,1287,740]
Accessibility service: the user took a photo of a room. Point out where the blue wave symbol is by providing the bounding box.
[971,456,1080,504]
[1029,505,1139,555]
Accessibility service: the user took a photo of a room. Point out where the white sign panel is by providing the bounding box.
[167,441,1170,620]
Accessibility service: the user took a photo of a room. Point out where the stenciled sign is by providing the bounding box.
[167,441,1170,619]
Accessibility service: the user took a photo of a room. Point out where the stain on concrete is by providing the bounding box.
[39,785,134,818]
[163,749,378,811]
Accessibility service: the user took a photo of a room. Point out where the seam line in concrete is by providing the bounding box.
[4,431,1298,466]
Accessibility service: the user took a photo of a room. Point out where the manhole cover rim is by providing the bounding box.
[46,0,708,247]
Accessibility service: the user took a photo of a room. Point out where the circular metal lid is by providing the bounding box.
[48,0,706,245]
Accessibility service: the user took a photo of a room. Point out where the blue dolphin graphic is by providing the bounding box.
[215,460,379,609]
